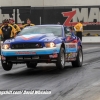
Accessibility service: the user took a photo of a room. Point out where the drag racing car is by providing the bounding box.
[1,25,83,71]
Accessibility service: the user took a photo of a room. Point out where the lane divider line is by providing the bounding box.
[83,47,100,51]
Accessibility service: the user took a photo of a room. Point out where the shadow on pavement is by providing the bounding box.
[1,65,81,78]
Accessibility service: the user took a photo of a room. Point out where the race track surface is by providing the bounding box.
[0,43,100,100]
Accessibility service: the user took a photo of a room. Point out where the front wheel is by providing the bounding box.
[56,48,65,69]
[26,62,37,68]
[1,60,13,71]
[71,47,83,67]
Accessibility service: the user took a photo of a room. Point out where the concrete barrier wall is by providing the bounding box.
[0,0,100,7]
[82,37,100,43]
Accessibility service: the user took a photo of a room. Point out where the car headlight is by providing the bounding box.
[45,42,56,48]
[2,44,10,49]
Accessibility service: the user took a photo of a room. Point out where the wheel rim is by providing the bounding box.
[61,50,65,66]
[79,50,82,63]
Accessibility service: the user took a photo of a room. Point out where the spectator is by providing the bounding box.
[0,19,17,42]
[23,18,35,28]
[9,18,21,35]
[74,21,83,41]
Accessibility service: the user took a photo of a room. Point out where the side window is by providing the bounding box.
[64,27,71,37]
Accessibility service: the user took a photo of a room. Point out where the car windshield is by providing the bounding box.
[18,26,62,36]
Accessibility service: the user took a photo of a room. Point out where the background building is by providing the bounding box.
[0,0,100,35]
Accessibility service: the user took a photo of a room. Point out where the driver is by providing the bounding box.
[23,18,35,28]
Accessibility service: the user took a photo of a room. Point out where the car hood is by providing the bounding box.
[4,33,62,44]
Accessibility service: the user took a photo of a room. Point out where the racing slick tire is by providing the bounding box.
[56,47,65,69]
[26,62,37,68]
[71,47,83,67]
[1,60,13,71]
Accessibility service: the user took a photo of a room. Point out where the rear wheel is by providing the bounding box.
[71,47,83,67]
[26,62,37,68]
[1,60,13,71]
[56,48,65,69]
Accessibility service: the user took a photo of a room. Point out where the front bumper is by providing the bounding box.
[1,48,60,63]
[1,47,60,56]
[1,54,58,63]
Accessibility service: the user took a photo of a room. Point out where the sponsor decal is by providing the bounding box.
[16,51,36,55]
[66,43,77,52]
[62,10,76,26]
[66,53,77,58]
[68,44,76,48]
[17,57,23,59]
[49,54,58,58]
[66,58,76,61]
[62,8,100,26]
[17,56,39,59]
[66,53,77,61]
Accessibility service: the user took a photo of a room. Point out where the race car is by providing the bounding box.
[1,25,83,71]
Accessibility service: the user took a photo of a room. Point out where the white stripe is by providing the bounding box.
[83,47,100,51]
[22,34,43,38]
